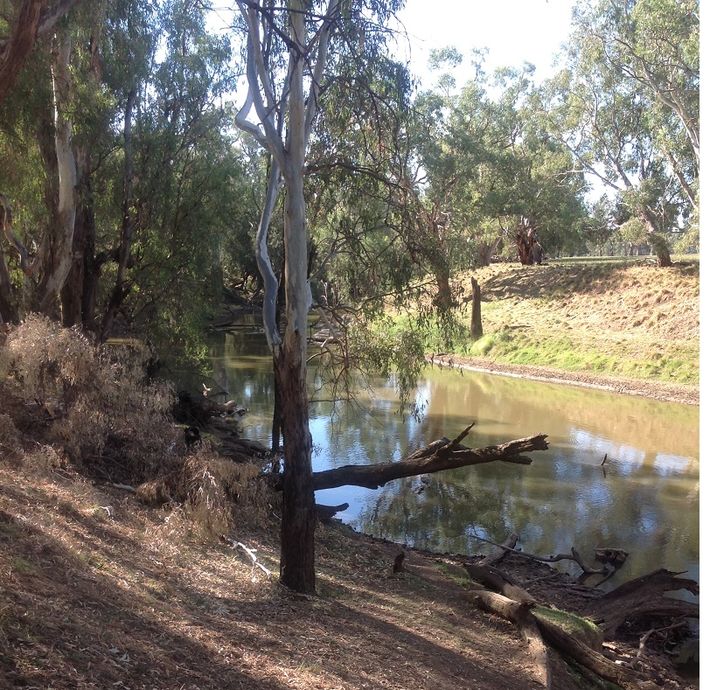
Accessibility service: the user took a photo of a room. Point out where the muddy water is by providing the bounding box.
[208,324,698,587]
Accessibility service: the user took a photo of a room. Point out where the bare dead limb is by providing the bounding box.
[468,531,607,577]
[311,428,549,490]
[635,620,689,662]
[224,536,272,578]
[585,569,699,639]
[475,532,519,568]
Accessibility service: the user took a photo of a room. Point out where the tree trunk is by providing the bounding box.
[0,198,19,323]
[61,147,96,328]
[277,2,315,593]
[37,31,77,314]
[100,87,137,340]
[0,0,44,106]
[470,277,483,340]
[476,238,497,267]
[433,264,453,312]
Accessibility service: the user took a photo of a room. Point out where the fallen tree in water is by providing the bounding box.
[311,424,549,490]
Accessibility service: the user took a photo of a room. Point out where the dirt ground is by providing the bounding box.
[0,463,545,690]
[0,461,696,690]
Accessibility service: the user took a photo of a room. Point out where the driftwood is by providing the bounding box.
[311,425,549,490]
[583,569,699,639]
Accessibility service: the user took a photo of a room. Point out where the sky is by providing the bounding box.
[393,0,576,87]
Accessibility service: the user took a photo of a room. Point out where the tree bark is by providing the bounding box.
[36,31,77,314]
[0,0,44,106]
[60,147,96,328]
[100,87,137,340]
[311,431,549,490]
[434,263,453,312]
[0,197,20,322]
[470,277,482,340]
[276,0,316,594]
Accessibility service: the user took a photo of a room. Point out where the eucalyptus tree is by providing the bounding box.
[541,0,699,265]
[1,0,243,340]
[233,0,405,592]
[0,9,83,320]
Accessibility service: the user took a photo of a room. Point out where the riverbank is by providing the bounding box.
[428,354,699,405]
[0,461,696,690]
[449,258,699,390]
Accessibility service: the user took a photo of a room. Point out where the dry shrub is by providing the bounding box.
[179,448,272,536]
[0,314,177,482]
[139,448,273,539]
[22,443,67,472]
[0,413,21,459]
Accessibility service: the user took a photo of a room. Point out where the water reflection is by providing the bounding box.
[207,326,699,587]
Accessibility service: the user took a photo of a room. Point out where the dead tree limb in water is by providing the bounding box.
[312,426,549,490]
[468,532,608,577]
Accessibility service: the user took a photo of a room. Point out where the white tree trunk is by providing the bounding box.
[39,31,77,312]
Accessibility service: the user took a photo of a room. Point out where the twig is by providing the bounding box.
[111,483,137,492]
[635,619,688,662]
[223,536,272,578]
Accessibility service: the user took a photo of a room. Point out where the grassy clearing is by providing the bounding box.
[450,258,699,386]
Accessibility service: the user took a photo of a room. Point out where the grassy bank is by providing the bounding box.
[450,257,699,387]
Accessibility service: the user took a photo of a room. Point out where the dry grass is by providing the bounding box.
[0,462,557,690]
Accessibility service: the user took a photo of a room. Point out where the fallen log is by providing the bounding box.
[584,569,699,639]
[472,590,660,690]
[465,563,536,605]
[312,427,549,490]
[473,589,550,688]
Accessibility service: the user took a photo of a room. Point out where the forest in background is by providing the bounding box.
[0,0,698,358]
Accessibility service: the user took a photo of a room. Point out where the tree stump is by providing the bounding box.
[470,277,483,340]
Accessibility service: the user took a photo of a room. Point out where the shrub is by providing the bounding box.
[0,314,178,482]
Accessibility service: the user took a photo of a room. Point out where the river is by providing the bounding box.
[205,321,699,588]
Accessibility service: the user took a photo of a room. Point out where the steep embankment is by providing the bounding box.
[447,258,699,403]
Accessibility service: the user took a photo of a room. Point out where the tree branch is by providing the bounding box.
[312,429,549,490]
